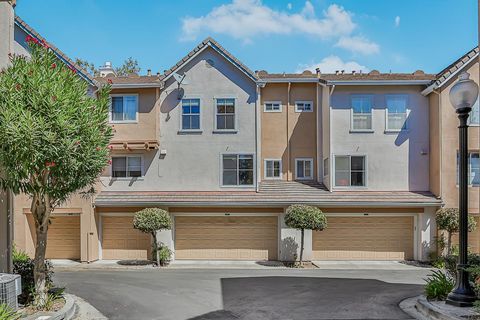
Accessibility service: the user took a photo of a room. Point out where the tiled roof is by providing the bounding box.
[433,46,479,88]
[14,16,96,86]
[95,76,163,86]
[95,181,441,207]
[162,37,258,81]
[257,71,435,82]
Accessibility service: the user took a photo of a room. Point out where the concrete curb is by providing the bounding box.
[400,295,478,320]
[23,293,76,320]
[414,296,461,320]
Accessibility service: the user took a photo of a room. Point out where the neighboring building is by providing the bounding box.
[8,11,479,264]
[423,47,480,252]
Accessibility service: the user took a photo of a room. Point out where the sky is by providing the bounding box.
[15,0,478,75]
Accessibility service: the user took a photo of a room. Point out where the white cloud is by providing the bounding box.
[335,36,380,55]
[296,55,369,73]
[181,0,356,41]
[287,3,292,10]
[394,16,400,27]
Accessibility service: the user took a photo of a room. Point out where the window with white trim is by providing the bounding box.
[216,98,235,130]
[351,95,373,131]
[295,158,313,180]
[222,154,254,186]
[181,99,200,130]
[110,95,138,122]
[264,102,282,112]
[334,155,366,187]
[295,101,313,112]
[457,152,480,186]
[264,159,282,179]
[112,156,142,178]
[386,95,409,131]
[470,97,479,125]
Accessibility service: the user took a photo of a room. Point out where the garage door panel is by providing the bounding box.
[102,216,151,260]
[175,216,278,260]
[312,216,413,261]
[46,216,80,260]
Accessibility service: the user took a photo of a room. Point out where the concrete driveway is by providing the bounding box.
[54,266,430,320]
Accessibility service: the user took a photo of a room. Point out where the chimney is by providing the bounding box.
[341,70,345,74]
[352,70,356,75]
[0,0,15,70]
[335,70,339,75]
[156,72,160,77]
[147,69,152,76]
[98,61,115,77]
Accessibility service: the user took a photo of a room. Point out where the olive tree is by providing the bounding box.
[133,208,172,266]
[436,208,477,256]
[285,204,327,265]
[0,37,112,306]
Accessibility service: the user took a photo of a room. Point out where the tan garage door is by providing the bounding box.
[46,215,80,260]
[102,216,151,260]
[312,216,414,260]
[175,216,278,260]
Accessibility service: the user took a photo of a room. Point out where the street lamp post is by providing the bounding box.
[446,71,479,307]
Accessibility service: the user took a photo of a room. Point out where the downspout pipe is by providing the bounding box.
[287,82,291,181]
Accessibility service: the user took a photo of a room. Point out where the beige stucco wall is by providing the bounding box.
[438,60,480,214]
[429,93,441,196]
[108,88,159,143]
[330,85,430,191]
[260,83,318,181]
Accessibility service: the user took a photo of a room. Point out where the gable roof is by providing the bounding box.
[162,37,258,82]
[14,16,97,86]
[94,75,163,89]
[422,46,479,95]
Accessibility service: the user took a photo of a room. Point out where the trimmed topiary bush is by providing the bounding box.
[436,208,477,256]
[133,208,172,266]
[285,204,327,265]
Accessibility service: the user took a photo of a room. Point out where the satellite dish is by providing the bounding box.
[173,72,188,100]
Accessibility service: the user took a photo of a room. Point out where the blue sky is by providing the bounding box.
[16,0,478,75]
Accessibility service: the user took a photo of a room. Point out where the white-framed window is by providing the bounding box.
[222,154,254,186]
[264,101,282,112]
[457,152,480,186]
[111,156,143,178]
[110,94,138,123]
[181,98,201,130]
[216,98,236,130]
[264,159,282,179]
[469,97,480,125]
[334,155,366,187]
[351,95,373,131]
[295,158,313,180]
[323,158,329,177]
[386,95,409,131]
[295,101,313,113]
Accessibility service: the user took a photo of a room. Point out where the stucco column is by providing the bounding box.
[417,207,437,261]
[0,0,15,273]
[157,213,174,259]
[279,211,313,261]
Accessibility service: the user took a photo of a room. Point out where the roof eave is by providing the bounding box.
[327,80,433,86]
[261,78,321,83]
[110,83,164,89]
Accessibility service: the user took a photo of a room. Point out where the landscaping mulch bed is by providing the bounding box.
[283,261,318,269]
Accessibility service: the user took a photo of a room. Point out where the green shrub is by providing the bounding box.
[436,208,477,255]
[158,246,172,266]
[12,247,53,304]
[133,208,172,266]
[424,270,455,300]
[0,303,19,320]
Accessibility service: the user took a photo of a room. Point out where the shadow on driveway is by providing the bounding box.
[189,276,421,320]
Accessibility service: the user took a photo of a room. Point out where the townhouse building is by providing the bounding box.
[3,5,478,264]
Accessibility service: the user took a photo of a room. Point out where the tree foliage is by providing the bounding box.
[285,204,327,265]
[436,207,477,255]
[133,208,172,266]
[74,58,98,76]
[0,36,112,306]
[115,57,141,76]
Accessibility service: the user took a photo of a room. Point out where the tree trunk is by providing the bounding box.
[447,232,452,256]
[33,214,48,307]
[299,228,304,266]
[152,232,160,267]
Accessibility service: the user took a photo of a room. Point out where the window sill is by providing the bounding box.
[384,129,409,134]
[349,129,374,133]
[213,130,238,134]
[109,177,145,181]
[295,110,313,113]
[110,121,138,124]
[178,130,203,135]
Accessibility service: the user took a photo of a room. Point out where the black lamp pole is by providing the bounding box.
[446,71,478,307]
[446,107,476,307]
